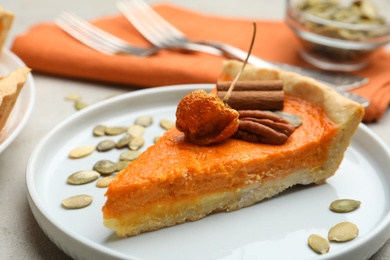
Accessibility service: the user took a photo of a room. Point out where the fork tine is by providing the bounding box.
[56,12,159,56]
[117,0,186,47]
[59,12,133,52]
[56,13,117,55]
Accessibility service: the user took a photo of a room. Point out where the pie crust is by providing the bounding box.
[0,67,31,133]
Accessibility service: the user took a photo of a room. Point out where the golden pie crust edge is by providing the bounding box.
[103,60,365,237]
[0,67,31,133]
[0,6,14,51]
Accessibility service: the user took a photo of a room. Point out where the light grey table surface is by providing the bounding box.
[1,0,389,259]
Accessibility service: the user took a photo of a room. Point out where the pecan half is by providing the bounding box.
[233,110,296,145]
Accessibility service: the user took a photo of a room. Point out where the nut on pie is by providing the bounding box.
[102,60,364,237]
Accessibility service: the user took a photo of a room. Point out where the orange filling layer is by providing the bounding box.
[103,96,338,218]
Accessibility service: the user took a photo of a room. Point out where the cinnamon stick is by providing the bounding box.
[217,90,284,110]
[217,80,283,92]
[216,80,284,110]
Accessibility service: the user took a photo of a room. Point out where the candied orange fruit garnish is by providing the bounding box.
[176,89,239,145]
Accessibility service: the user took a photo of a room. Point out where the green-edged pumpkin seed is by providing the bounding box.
[308,234,330,254]
[116,133,133,148]
[96,176,116,188]
[67,170,100,185]
[135,116,153,127]
[127,124,145,137]
[272,111,302,128]
[96,139,116,152]
[93,159,117,175]
[62,194,93,209]
[160,119,175,130]
[74,100,89,110]
[105,126,127,136]
[116,160,131,171]
[120,150,141,161]
[93,125,106,136]
[129,136,144,151]
[69,145,95,159]
[328,222,359,242]
[330,199,361,213]
[153,136,161,143]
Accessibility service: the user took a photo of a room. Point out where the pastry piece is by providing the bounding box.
[103,60,364,237]
[0,67,31,133]
[0,6,14,51]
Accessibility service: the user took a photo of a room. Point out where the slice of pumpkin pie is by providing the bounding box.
[102,60,364,237]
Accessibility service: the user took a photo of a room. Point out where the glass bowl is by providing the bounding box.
[285,0,390,71]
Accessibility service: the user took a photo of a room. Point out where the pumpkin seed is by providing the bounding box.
[328,222,359,242]
[153,136,161,143]
[129,136,144,151]
[120,150,141,161]
[116,133,133,148]
[69,145,95,159]
[67,170,100,185]
[330,199,361,213]
[127,124,145,137]
[308,234,330,255]
[135,116,153,127]
[273,111,303,128]
[96,139,116,152]
[96,176,116,188]
[116,160,130,171]
[65,93,81,101]
[93,125,106,136]
[105,126,127,136]
[74,100,89,110]
[160,119,175,130]
[62,194,93,209]
[93,159,117,175]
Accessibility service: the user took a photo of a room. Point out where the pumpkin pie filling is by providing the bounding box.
[102,60,364,237]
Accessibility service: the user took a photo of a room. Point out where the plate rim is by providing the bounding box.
[26,84,390,260]
[0,49,36,154]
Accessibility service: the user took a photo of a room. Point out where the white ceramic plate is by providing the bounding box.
[0,49,35,154]
[26,85,390,260]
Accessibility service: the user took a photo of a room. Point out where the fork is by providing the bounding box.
[116,0,369,92]
[55,12,223,57]
[55,12,161,56]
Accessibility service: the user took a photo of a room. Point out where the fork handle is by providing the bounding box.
[196,40,368,91]
[196,40,369,107]
[197,40,276,68]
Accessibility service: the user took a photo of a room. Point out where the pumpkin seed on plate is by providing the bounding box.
[105,126,127,136]
[120,150,141,161]
[96,139,116,152]
[153,136,161,143]
[160,119,175,130]
[69,145,95,159]
[93,125,106,136]
[74,100,89,110]
[93,159,117,175]
[67,170,100,185]
[135,115,153,127]
[116,160,130,171]
[129,136,144,151]
[116,133,133,149]
[308,234,330,254]
[127,124,145,137]
[62,194,93,209]
[330,199,361,213]
[328,222,359,242]
[96,176,116,188]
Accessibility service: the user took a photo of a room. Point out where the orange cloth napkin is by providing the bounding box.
[10,4,390,122]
